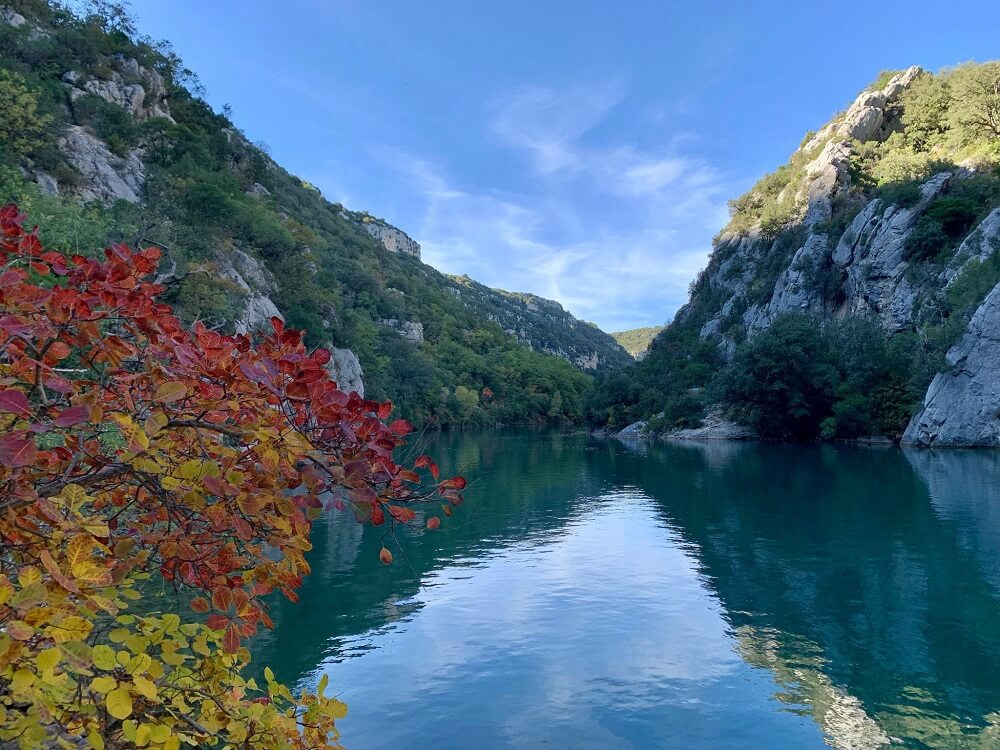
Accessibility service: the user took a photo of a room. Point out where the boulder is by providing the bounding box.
[666,411,757,441]
[614,420,648,439]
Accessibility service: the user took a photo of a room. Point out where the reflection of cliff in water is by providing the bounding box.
[905,448,1000,596]
[604,440,1000,748]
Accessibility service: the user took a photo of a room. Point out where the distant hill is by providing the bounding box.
[611,326,664,359]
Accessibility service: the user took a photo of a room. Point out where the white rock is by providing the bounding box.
[58,125,145,203]
[363,221,421,258]
[903,282,1000,446]
[325,348,364,397]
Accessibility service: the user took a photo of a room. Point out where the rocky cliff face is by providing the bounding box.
[903,283,1000,446]
[670,65,1000,444]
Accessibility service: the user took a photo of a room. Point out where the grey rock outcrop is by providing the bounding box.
[614,420,648,439]
[58,125,145,203]
[378,318,424,343]
[1,6,26,26]
[63,55,173,122]
[666,410,757,441]
[835,171,952,331]
[325,348,364,397]
[903,283,1000,447]
[944,207,1000,284]
[218,249,284,335]
[362,221,421,258]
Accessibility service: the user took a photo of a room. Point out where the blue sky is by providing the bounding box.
[131,1,999,332]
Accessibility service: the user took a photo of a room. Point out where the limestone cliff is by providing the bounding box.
[638,64,1000,444]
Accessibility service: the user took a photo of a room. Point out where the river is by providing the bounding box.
[248,430,1000,749]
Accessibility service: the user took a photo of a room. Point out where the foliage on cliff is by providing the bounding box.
[590,62,1000,439]
[0,0,611,427]
[0,204,464,748]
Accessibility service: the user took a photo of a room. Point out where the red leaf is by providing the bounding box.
[190,597,210,613]
[222,623,241,654]
[0,389,30,417]
[206,614,228,631]
[379,547,393,565]
[0,431,36,467]
[388,505,416,523]
[378,401,393,419]
[212,587,233,612]
[389,418,411,436]
[430,461,440,480]
[426,516,441,530]
[53,405,89,427]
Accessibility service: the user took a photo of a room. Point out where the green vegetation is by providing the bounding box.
[0,0,605,427]
[590,62,1000,442]
[714,314,922,440]
[611,325,664,358]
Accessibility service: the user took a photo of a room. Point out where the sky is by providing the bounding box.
[131,1,1000,332]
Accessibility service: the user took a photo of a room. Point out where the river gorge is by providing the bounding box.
[247,431,1000,749]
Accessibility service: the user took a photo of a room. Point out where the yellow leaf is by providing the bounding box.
[36,647,61,672]
[164,734,180,750]
[106,686,133,720]
[11,668,34,691]
[92,644,116,671]
[177,459,206,481]
[66,534,95,570]
[149,724,171,743]
[134,723,151,746]
[60,483,88,509]
[48,615,92,643]
[90,676,116,694]
[87,728,105,750]
[154,381,187,404]
[110,413,149,452]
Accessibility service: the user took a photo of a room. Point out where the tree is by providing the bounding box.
[0,205,465,749]
[0,71,49,160]
[714,313,839,440]
[947,62,1000,142]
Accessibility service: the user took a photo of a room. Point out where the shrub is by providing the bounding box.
[0,68,49,160]
[0,204,464,748]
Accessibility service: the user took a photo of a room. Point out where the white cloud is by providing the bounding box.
[490,81,625,176]
[347,80,737,332]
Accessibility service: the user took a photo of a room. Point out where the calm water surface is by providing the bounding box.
[250,431,1000,749]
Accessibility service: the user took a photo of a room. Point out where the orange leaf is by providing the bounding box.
[379,547,393,565]
[154,381,187,404]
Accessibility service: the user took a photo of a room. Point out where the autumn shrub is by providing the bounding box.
[0,204,464,749]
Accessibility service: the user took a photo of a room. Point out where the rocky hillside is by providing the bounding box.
[590,63,1000,445]
[447,275,632,370]
[0,0,626,426]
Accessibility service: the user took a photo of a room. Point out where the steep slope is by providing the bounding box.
[0,0,625,426]
[590,63,1000,443]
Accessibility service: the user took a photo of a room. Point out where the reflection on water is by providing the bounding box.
[251,431,1000,749]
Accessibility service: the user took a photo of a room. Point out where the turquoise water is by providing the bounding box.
[250,431,1000,749]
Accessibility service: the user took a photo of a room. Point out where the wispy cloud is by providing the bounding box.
[317,80,735,332]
